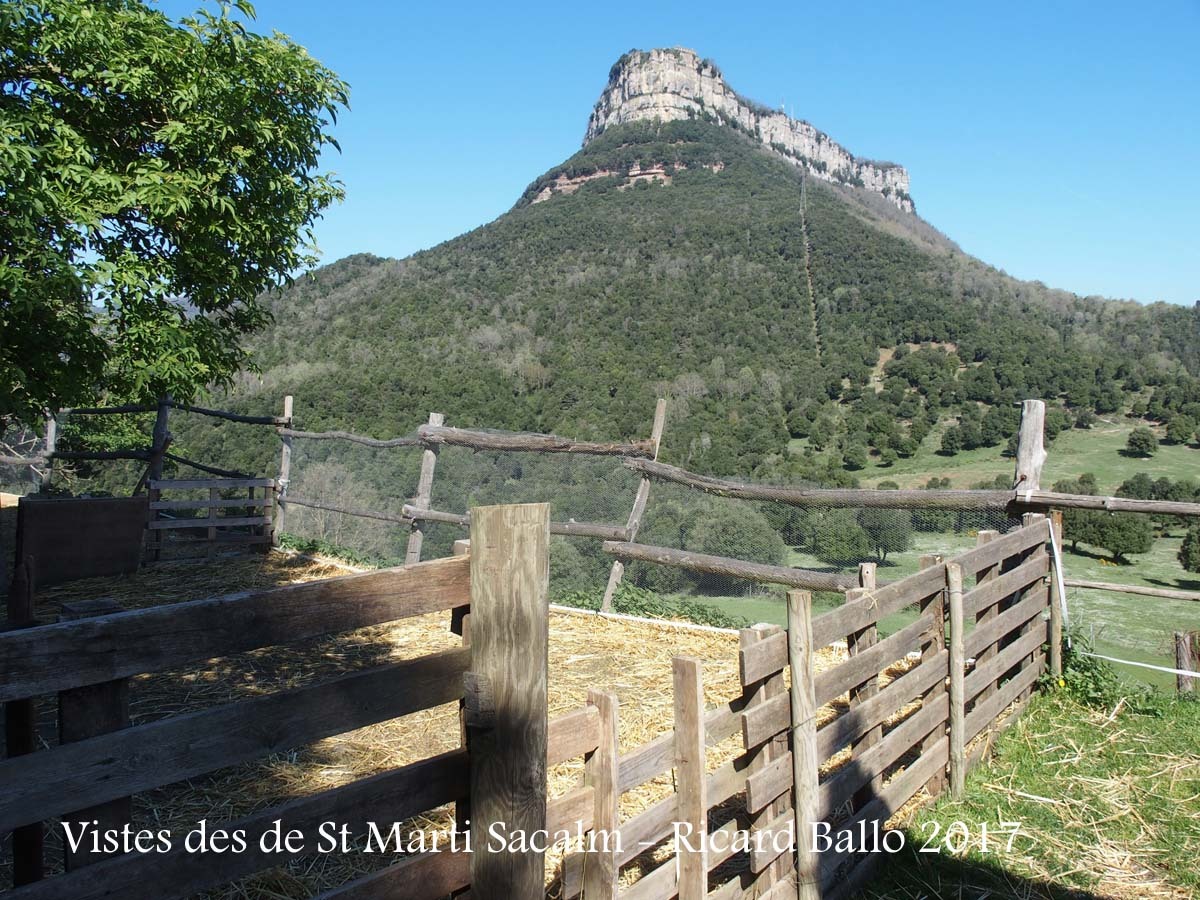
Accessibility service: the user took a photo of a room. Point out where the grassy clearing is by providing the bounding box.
[864,687,1200,899]
[856,416,1199,494]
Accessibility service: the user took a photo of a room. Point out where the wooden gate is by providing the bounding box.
[146,477,274,560]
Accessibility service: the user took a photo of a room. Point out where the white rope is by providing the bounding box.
[1044,518,1072,647]
[1074,651,1198,679]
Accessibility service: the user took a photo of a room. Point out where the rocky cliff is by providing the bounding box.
[585,48,913,212]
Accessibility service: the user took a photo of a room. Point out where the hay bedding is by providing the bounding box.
[6,552,943,898]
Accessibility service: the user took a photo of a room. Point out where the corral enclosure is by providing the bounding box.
[1,498,1054,899]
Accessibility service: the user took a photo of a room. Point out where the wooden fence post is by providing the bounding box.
[1019,512,1048,701]
[58,597,132,870]
[673,656,707,900]
[1177,632,1198,694]
[601,398,667,612]
[273,395,293,546]
[467,503,549,900]
[40,413,56,492]
[1013,399,1047,492]
[5,555,43,885]
[973,531,1000,705]
[947,562,966,799]
[1049,510,1064,678]
[740,624,789,889]
[917,553,946,795]
[406,412,445,564]
[787,590,820,900]
[583,689,620,899]
[150,394,172,483]
[847,562,880,806]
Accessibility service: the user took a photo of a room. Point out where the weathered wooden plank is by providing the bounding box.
[948,562,966,798]
[547,706,600,767]
[420,424,654,458]
[582,690,620,900]
[623,457,1011,510]
[674,656,707,900]
[739,629,788,686]
[810,563,946,651]
[616,699,743,794]
[406,411,445,564]
[951,523,1047,578]
[741,624,789,890]
[149,478,274,490]
[606,542,859,593]
[1178,632,1198,694]
[819,694,949,820]
[963,589,1048,659]
[814,613,936,708]
[962,554,1048,619]
[312,850,469,900]
[0,647,469,832]
[0,554,470,702]
[1013,400,1047,492]
[149,497,272,511]
[148,514,270,530]
[964,627,1046,703]
[547,785,595,834]
[468,503,550,900]
[746,750,792,814]
[817,649,949,760]
[273,394,293,545]
[1063,578,1200,602]
[4,751,467,900]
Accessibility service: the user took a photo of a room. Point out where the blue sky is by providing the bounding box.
[166,0,1198,305]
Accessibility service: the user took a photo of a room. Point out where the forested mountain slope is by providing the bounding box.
[199,117,1199,480]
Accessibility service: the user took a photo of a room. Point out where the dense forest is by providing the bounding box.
[50,118,1198,499]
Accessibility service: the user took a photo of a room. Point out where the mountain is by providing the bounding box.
[200,47,1200,481]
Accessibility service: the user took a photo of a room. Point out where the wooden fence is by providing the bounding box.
[146,478,275,560]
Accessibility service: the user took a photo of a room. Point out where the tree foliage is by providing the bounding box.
[0,0,348,426]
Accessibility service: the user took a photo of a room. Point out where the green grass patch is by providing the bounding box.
[865,688,1200,898]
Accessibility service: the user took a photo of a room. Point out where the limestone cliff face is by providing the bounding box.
[586,48,914,212]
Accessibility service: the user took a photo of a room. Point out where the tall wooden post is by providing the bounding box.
[58,597,131,870]
[673,656,707,900]
[273,395,293,546]
[406,412,445,564]
[149,395,172,483]
[601,398,667,612]
[917,553,946,794]
[582,689,620,899]
[1177,632,1197,694]
[947,562,966,799]
[40,413,56,492]
[1013,399,1047,492]
[5,555,43,885]
[1049,510,1065,678]
[787,590,820,900]
[467,503,549,900]
[848,562,880,805]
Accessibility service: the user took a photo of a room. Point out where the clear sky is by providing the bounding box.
[164,0,1198,305]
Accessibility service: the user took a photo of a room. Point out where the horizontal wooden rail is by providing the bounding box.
[965,627,1046,703]
[170,402,287,426]
[617,698,744,794]
[3,750,468,900]
[62,403,158,416]
[0,554,470,702]
[624,458,1200,518]
[283,495,411,524]
[964,589,1047,658]
[624,458,1012,510]
[150,497,272,511]
[150,478,274,490]
[964,653,1045,743]
[962,555,1048,618]
[404,504,631,541]
[314,850,470,900]
[0,647,469,831]
[603,541,861,592]
[547,706,601,767]
[278,427,421,448]
[419,424,654,458]
[149,515,270,530]
[813,614,937,708]
[1063,578,1200,602]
